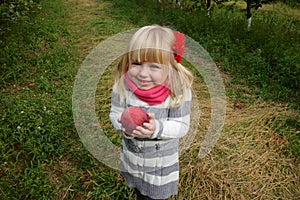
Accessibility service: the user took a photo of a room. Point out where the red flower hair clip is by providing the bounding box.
[172,31,185,63]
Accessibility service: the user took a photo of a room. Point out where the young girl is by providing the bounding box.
[109,25,193,200]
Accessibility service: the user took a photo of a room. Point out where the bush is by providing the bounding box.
[2,0,40,19]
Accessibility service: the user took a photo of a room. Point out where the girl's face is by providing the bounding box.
[127,61,168,90]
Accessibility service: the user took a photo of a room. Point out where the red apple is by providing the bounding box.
[28,83,35,88]
[120,106,150,133]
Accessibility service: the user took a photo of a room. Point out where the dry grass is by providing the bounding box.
[176,91,300,199]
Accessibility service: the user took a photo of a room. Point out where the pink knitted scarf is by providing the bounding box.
[125,73,170,105]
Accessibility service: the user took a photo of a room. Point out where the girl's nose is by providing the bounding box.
[138,65,149,77]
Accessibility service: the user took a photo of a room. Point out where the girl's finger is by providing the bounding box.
[147,113,155,119]
[142,122,152,130]
[135,127,153,137]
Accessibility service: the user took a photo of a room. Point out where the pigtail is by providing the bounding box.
[113,53,129,104]
[168,62,193,106]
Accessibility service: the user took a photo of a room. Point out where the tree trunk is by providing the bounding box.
[246,0,252,31]
[207,0,211,16]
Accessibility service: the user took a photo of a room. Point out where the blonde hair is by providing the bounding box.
[114,25,193,106]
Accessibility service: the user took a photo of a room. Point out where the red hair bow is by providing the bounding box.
[173,31,185,63]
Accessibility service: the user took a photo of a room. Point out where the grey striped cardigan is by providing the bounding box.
[109,85,191,199]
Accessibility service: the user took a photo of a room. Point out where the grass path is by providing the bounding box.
[1,0,299,199]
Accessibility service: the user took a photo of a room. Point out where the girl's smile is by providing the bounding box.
[136,78,151,87]
[128,62,168,90]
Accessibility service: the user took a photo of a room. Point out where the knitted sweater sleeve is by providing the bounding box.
[151,90,192,139]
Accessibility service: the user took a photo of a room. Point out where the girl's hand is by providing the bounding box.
[120,113,156,138]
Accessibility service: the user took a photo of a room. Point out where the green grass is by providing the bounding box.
[0,0,299,198]
[0,0,135,198]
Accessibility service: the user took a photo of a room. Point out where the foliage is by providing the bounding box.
[0,0,41,21]
[0,0,41,38]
